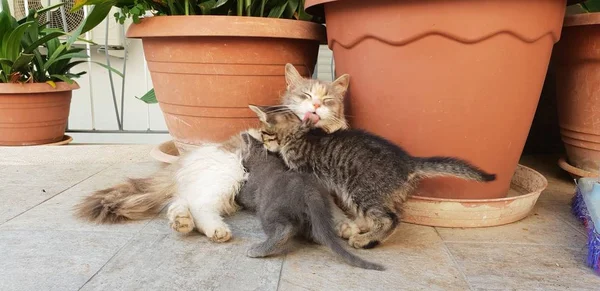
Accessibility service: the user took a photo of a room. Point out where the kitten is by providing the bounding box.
[237,133,384,271]
[248,105,497,249]
[74,64,352,242]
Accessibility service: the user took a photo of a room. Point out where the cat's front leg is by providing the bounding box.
[167,197,195,234]
[189,205,232,243]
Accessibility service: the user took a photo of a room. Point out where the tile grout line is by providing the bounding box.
[275,254,287,291]
[0,163,116,227]
[77,233,162,290]
[434,228,475,291]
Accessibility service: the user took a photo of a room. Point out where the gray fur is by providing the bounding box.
[249,107,496,249]
[237,133,385,271]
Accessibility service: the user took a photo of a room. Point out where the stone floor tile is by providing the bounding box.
[446,242,599,290]
[278,223,470,291]
[0,230,133,291]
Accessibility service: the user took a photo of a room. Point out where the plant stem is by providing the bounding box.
[237,0,243,16]
[260,0,265,17]
[185,0,189,15]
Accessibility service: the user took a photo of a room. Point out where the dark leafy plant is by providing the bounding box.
[571,0,600,12]
[0,0,121,85]
[73,0,321,25]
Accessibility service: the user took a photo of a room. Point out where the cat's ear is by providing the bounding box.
[249,105,268,123]
[285,63,303,88]
[331,74,350,96]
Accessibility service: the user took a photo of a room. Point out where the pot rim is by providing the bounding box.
[564,12,600,27]
[126,15,326,42]
[0,81,79,94]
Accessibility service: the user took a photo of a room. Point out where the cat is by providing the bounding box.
[248,105,497,249]
[74,63,354,242]
[236,133,384,270]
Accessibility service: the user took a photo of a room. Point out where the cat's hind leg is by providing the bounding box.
[188,203,232,243]
[329,197,360,239]
[247,224,295,258]
[348,207,399,249]
[167,197,195,234]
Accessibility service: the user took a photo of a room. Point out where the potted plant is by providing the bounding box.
[73,0,326,154]
[304,0,569,200]
[554,0,600,175]
[0,0,120,146]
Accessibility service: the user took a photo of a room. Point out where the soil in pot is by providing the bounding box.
[0,82,77,146]
[306,0,566,199]
[554,13,600,174]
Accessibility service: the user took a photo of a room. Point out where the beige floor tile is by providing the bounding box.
[0,230,133,291]
[446,242,599,290]
[0,163,109,224]
[278,223,470,291]
[79,232,282,291]
[0,162,163,233]
[435,202,586,247]
[0,144,155,165]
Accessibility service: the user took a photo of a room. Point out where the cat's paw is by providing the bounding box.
[169,214,195,234]
[246,247,265,258]
[348,234,380,249]
[336,220,361,239]
[207,226,232,243]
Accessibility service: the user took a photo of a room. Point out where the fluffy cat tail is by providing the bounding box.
[414,157,496,182]
[306,198,385,271]
[74,167,176,224]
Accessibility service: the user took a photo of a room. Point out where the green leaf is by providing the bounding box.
[199,0,217,14]
[79,2,115,36]
[137,88,157,104]
[1,0,10,15]
[50,74,74,84]
[0,58,13,67]
[44,52,89,71]
[213,0,229,9]
[3,21,33,61]
[267,2,287,18]
[11,53,34,71]
[582,0,600,12]
[91,61,123,77]
[284,0,298,19]
[24,31,66,53]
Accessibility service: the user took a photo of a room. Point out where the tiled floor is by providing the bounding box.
[0,145,598,291]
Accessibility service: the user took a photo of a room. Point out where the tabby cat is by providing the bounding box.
[248,105,496,249]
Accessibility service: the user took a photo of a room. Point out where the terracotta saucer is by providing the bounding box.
[558,157,598,179]
[41,135,73,146]
[152,140,547,228]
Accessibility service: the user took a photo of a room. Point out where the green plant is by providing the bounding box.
[73,0,321,25]
[572,0,600,12]
[0,0,121,85]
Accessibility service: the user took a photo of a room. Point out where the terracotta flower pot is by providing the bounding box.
[0,82,77,146]
[126,16,325,153]
[554,13,600,174]
[305,0,566,199]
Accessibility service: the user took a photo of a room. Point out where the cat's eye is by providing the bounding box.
[323,98,336,106]
[302,92,312,99]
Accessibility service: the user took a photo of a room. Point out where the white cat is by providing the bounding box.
[74,64,355,242]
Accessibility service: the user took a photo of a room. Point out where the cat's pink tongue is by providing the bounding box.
[303,112,320,123]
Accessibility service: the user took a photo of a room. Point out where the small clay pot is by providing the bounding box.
[305,0,566,199]
[0,82,77,146]
[127,16,325,154]
[554,13,600,174]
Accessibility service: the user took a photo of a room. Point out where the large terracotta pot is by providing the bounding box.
[305,0,566,199]
[0,82,77,146]
[554,13,600,174]
[126,16,325,153]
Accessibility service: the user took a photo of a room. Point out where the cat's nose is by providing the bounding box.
[313,103,321,109]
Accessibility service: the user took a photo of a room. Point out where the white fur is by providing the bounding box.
[167,143,246,242]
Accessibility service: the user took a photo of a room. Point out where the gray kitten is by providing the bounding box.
[236,133,384,271]
[248,106,497,249]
